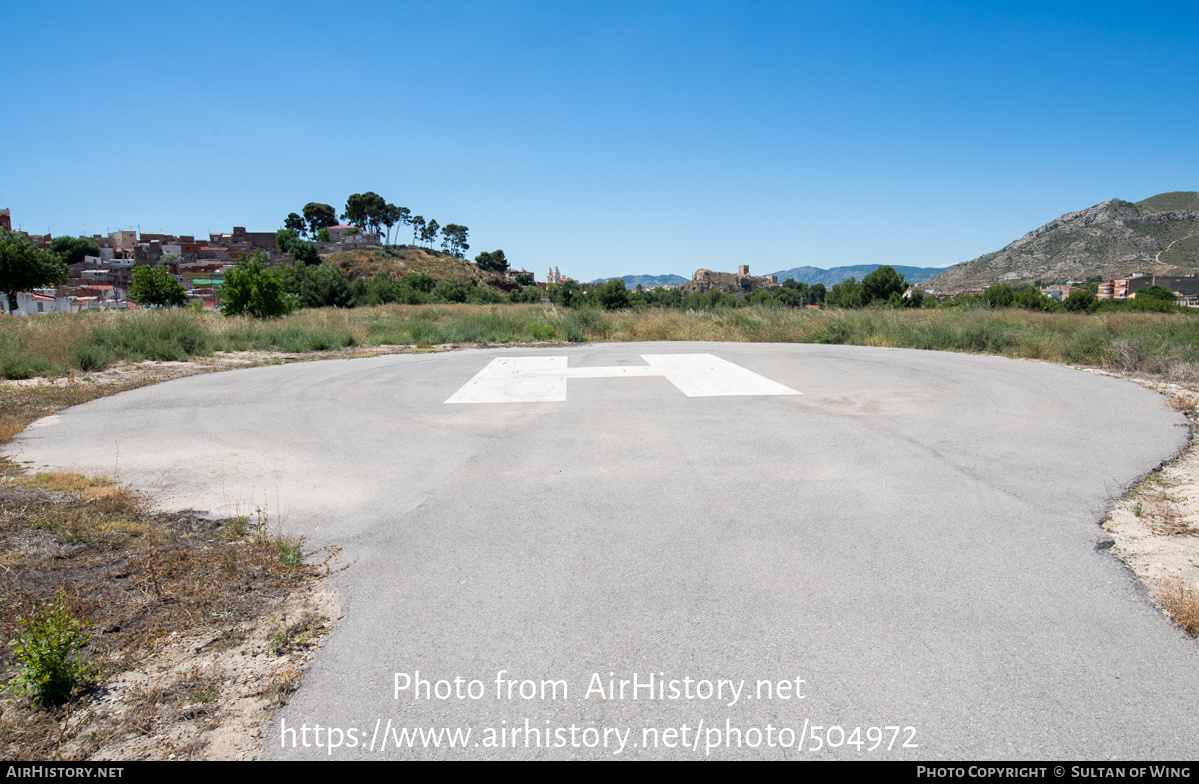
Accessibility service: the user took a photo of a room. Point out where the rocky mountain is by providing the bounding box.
[767,264,947,287]
[924,192,1199,291]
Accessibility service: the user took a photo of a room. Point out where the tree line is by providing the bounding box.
[218,254,524,317]
[931,282,1182,314]
[541,278,828,311]
[281,192,470,258]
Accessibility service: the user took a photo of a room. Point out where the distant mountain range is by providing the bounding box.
[592,274,690,288]
[595,193,1199,293]
[594,267,944,289]
[766,265,947,287]
[924,192,1199,290]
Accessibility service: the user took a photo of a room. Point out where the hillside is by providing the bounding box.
[925,192,1199,290]
[322,246,508,289]
[767,264,946,287]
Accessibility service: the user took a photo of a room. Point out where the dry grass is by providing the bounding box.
[0,416,28,444]
[1,304,1197,379]
[1159,578,1199,635]
[22,473,140,516]
[1168,392,1199,412]
[325,247,490,285]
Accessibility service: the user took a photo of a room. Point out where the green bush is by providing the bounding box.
[6,590,95,706]
[88,311,210,362]
[524,322,557,340]
[74,344,114,371]
[222,255,293,318]
[405,319,447,345]
[272,535,305,569]
[129,265,188,308]
[433,280,470,303]
[509,286,542,304]
[561,315,587,343]
[595,278,631,310]
[275,327,358,352]
[0,353,62,379]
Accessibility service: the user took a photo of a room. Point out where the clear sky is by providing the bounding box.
[4,1,1197,282]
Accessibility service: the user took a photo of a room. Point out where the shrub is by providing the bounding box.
[88,311,211,362]
[509,286,542,304]
[6,590,95,705]
[0,353,62,379]
[561,315,587,343]
[274,536,305,569]
[221,254,292,318]
[433,280,469,303]
[128,265,188,308]
[595,278,631,310]
[74,343,113,372]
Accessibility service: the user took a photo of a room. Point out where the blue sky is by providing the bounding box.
[4,1,1197,282]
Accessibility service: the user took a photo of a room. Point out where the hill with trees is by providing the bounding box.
[925,191,1199,290]
[324,246,495,286]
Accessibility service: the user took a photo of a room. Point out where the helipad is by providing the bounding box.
[9,343,1197,759]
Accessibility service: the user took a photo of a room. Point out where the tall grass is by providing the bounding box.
[4,305,1199,380]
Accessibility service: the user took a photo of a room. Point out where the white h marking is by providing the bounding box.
[445,354,801,403]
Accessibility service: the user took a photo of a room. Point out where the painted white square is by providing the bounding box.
[446,354,800,403]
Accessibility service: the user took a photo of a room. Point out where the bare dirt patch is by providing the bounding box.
[1088,369,1199,637]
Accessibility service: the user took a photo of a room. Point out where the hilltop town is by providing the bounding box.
[4,190,1199,316]
[0,207,547,314]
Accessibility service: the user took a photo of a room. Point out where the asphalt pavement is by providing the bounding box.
[9,343,1197,759]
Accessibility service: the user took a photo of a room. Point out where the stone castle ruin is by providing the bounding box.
[683,265,779,295]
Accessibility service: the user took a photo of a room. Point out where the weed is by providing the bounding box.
[223,515,251,538]
[74,344,113,372]
[1160,578,1199,636]
[1168,392,1199,412]
[561,315,586,343]
[274,536,305,569]
[1135,502,1144,517]
[84,485,140,516]
[524,322,557,341]
[268,622,286,657]
[29,471,106,493]
[5,589,96,706]
[60,521,89,544]
[268,612,323,657]
[221,551,239,577]
[268,665,303,707]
